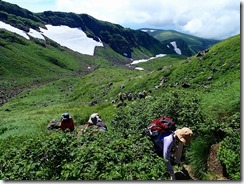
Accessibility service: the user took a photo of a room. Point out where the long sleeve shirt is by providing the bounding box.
[61,118,74,132]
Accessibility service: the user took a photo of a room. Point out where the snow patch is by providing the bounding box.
[27,28,45,40]
[131,54,166,65]
[0,21,29,40]
[141,29,156,32]
[135,67,144,71]
[40,25,103,55]
[170,41,182,55]
[0,21,103,56]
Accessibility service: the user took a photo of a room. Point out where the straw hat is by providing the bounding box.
[175,127,193,144]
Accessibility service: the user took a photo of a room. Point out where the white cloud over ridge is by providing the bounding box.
[54,0,241,40]
[3,0,240,40]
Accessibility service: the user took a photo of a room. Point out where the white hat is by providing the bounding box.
[88,113,101,124]
[175,127,193,144]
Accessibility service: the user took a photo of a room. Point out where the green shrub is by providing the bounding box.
[61,133,169,180]
[1,88,205,180]
[0,129,169,180]
[0,132,76,180]
[110,90,205,138]
[217,132,241,180]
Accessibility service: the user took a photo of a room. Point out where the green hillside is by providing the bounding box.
[0,0,175,59]
[0,27,132,106]
[0,33,240,180]
[142,29,219,55]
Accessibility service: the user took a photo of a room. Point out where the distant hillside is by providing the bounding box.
[0,0,176,59]
[140,28,220,56]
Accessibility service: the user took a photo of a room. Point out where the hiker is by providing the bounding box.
[154,127,193,180]
[127,92,133,101]
[145,116,193,180]
[138,91,146,99]
[142,90,147,97]
[119,92,125,103]
[84,113,107,132]
[171,127,193,165]
[60,112,75,132]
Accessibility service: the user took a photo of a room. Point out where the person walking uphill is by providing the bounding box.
[60,112,75,132]
[119,92,127,104]
[145,116,193,180]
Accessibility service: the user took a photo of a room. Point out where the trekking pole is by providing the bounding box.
[76,124,89,138]
[82,124,89,133]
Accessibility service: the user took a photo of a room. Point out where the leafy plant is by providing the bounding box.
[217,132,241,180]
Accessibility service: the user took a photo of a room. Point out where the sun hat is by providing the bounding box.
[61,112,70,120]
[175,127,193,144]
[88,113,101,124]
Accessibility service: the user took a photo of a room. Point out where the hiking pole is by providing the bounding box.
[83,124,89,133]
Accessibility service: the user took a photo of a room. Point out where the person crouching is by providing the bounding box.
[60,112,75,132]
[86,113,107,132]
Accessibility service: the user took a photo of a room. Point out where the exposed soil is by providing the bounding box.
[207,143,228,180]
[176,143,229,181]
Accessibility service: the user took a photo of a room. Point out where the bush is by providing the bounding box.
[61,133,169,180]
[0,129,169,180]
[110,90,205,138]
[0,132,76,180]
[217,132,241,180]
[0,88,239,180]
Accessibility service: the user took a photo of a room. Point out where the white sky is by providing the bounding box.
[2,0,241,40]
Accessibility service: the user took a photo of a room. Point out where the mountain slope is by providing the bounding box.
[0,0,240,180]
[141,29,219,56]
[0,0,175,59]
[0,32,240,180]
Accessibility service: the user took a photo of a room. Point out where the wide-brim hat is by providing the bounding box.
[175,127,193,144]
[88,113,101,124]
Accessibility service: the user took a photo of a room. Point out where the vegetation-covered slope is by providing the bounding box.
[0,25,131,105]
[0,0,175,59]
[141,28,219,56]
[0,33,240,180]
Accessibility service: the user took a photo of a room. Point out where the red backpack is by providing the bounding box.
[145,116,176,136]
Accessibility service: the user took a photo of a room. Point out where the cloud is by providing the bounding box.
[55,0,240,40]
[3,0,240,40]
[182,10,240,39]
[4,0,56,12]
